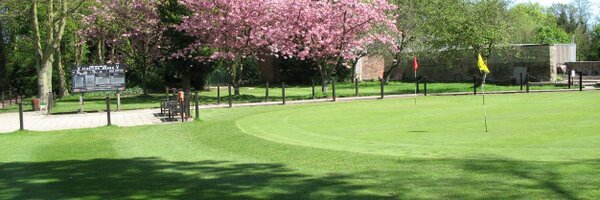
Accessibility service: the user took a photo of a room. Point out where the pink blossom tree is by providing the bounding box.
[80,0,165,94]
[176,0,281,95]
[177,0,397,93]
[272,0,398,92]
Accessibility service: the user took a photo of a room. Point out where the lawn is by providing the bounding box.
[1,91,599,199]
[0,82,571,114]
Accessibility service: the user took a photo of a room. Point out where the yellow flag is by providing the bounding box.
[477,54,490,74]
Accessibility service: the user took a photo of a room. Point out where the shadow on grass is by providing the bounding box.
[0,157,393,199]
[460,159,585,200]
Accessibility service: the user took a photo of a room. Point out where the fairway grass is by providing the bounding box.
[1,92,599,199]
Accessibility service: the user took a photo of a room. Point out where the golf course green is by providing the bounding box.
[237,92,600,161]
[1,92,599,199]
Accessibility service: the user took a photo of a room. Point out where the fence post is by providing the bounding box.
[520,73,524,91]
[186,90,191,118]
[416,80,420,94]
[424,76,428,96]
[311,80,315,99]
[567,72,571,89]
[579,72,583,91]
[526,73,530,93]
[47,92,52,114]
[282,82,286,105]
[165,87,170,101]
[106,97,111,126]
[228,83,232,108]
[380,78,384,99]
[194,92,199,120]
[19,102,24,131]
[332,78,336,102]
[116,91,121,111]
[355,78,359,97]
[217,85,221,105]
[265,82,269,102]
[79,93,84,113]
[473,76,477,95]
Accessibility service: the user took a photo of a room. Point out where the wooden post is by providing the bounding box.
[19,102,24,131]
[195,92,199,120]
[380,78,384,99]
[47,92,52,114]
[79,93,84,113]
[116,91,121,111]
[579,72,583,91]
[282,82,286,105]
[265,82,269,102]
[186,90,191,118]
[311,80,315,99]
[106,97,111,126]
[332,78,336,102]
[416,81,420,94]
[473,76,477,95]
[424,76,428,96]
[180,99,185,122]
[217,85,221,104]
[355,78,359,97]
[567,72,571,89]
[520,73,524,91]
[228,83,232,108]
[165,86,170,101]
[526,73,530,93]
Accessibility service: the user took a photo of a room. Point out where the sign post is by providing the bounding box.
[79,93,84,113]
[72,64,127,113]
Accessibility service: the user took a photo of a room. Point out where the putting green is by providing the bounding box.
[236,92,600,161]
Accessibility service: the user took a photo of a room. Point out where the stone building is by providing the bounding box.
[385,44,576,83]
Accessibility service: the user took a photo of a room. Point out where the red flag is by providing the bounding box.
[413,56,419,72]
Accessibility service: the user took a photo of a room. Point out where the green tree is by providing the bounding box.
[30,0,85,111]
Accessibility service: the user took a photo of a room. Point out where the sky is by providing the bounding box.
[512,0,600,22]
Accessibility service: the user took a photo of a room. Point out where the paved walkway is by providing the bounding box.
[1,88,598,133]
[0,109,167,133]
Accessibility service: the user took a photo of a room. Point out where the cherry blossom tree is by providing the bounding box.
[177,0,397,93]
[176,0,280,95]
[80,0,164,94]
[271,0,398,92]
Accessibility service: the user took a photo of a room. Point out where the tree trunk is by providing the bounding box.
[97,38,104,63]
[142,61,149,95]
[182,69,191,91]
[317,63,329,93]
[0,20,8,92]
[37,58,53,106]
[384,64,399,83]
[234,62,243,96]
[55,43,69,97]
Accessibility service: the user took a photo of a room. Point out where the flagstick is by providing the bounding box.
[414,70,417,105]
[482,74,488,132]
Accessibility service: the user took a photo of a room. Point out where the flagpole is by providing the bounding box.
[414,70,417,105]
[482,74,488,132]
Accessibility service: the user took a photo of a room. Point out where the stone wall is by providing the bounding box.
[355,56,385,81]
[389,44,575,83]
[566,62,600,75]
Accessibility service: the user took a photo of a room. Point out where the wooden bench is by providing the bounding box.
[161,101,182,119]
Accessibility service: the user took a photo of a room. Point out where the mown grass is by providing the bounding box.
[0,92,599,199]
